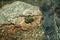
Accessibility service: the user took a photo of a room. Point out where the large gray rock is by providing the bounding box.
[0,1,44,40]
[0,1,42,25]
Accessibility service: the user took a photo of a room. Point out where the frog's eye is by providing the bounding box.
[25,15,34,23]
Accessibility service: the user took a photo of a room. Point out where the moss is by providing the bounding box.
[25,15,34,23]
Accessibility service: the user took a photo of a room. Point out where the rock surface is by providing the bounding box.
[0,1,42,25]
[0,1,44,40]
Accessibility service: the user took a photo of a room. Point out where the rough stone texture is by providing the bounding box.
[0,1,42,25]
[0,1,44,40]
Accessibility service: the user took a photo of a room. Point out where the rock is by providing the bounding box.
[0,1,42,30]
[0,1,44,40]
[0,1,42,25]
[15,16,42,30]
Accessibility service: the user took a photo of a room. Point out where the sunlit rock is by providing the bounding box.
[0,1,44,40]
